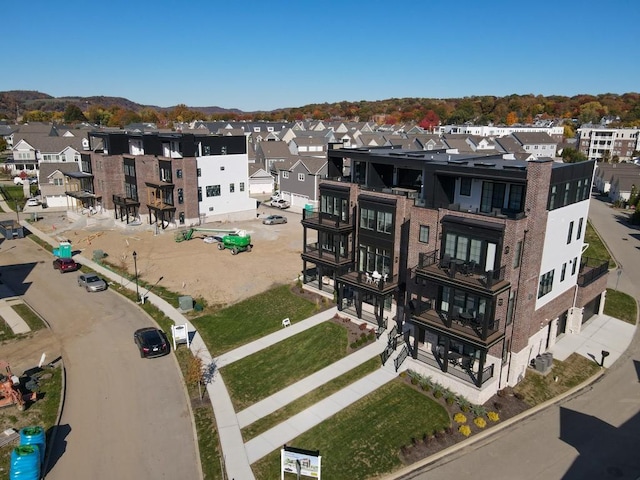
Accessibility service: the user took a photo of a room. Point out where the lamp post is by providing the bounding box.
[600,350,610,367]
[132,251,139,302]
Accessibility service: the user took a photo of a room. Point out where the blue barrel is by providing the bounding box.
[20,426,46,466]
[9,445,40,480]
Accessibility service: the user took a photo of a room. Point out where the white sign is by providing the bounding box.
[281,446,321,479]
[171,324,190,349]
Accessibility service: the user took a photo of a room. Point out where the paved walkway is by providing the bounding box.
[13,219,638,480]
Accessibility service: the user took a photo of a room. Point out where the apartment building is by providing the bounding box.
[71,131,255,227]
[301,147,607,403]
[577,126,640,161]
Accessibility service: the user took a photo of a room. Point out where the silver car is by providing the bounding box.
[263,215,287,225]
[78,273,108,292]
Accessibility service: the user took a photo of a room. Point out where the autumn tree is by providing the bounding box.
[419,110,440,131]
[561,147,587,163]
[185,353,205,400]
[505,111,518,126]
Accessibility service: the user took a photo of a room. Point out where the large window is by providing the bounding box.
[460,178,471,196]
[480,181,506,213]
[538,270,554,298]
[377,211,392,234]
[440,286,488,320]
[444,232,484,264]
[359,244,391,275]
[206,185,221,197]
[321,195,348,221]
[360,208,375,230]
[507,184,524,211]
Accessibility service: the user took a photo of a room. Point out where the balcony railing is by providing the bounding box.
[415,348,495,386]
[302,242,353,266]
[410,299,502,343]
[413,199,526,220]
[577,257,609,287]
[302,208,353,231]
[417,250,507,291]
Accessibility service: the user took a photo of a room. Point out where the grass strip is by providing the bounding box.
[603,288,637,325]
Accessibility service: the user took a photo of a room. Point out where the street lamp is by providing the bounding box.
[132,251,139,302]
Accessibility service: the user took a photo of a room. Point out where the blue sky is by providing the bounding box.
[5,0,638,112]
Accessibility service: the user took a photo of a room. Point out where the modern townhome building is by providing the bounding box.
[301,146,607,403]
[577,126,640,162]
[75,131,256,228]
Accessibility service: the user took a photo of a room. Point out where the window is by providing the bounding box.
[460,178,471,196]
[567,221,574,244]
[513,240,522,268]
[549,185,557,210]
[506,291,515,325]
[561,263,567,281]
[197,168,201,177]
[220,166,225,171]
[239,182,245,192]
[177,188,184,204]
[419,225,430,243]
[229,183,235,193]
[198,187,202,202]
[360,208,375,230]
[53,178,63,186]
[206,185,221,197]
[508,184,524,211]
[298,173,305,181]
[377,211,392,234]
[538,270,554,298]
[176,169,182,179]
[571,256,578,275]
[577,217,584,239]
[563,182,570,206]
[221,146,227,155]
[283,171,289,179]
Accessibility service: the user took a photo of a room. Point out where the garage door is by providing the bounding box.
[582,293,602,323]
[291,193,309,208]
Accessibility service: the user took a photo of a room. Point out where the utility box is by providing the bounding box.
[178,295,193,312]
[53,241,72,258]
[92,249,105,262]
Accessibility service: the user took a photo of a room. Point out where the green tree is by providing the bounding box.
[561,147,587,163]
[64,104,87,123]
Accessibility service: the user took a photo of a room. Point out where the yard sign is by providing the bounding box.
[281,445,321,479]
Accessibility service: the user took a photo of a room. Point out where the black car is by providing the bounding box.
[134,327,169,358]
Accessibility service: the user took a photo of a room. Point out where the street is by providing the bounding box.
[0,233,200,479]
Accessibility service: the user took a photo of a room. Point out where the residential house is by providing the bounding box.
[593,162,640,195]
[511,132,558,158]
[302,148,605,403]
[248,163,275,196]
[278,156,327,209]
[255,140,295,173]
[38,162,81,208]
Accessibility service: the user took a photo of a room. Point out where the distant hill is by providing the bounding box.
[0,90,243,120]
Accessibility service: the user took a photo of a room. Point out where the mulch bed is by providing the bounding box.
[399,376,530,464]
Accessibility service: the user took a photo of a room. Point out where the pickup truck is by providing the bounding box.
[270,198,290,209]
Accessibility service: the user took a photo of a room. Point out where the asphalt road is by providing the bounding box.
[403,195,640,480]
[0,235,200,479]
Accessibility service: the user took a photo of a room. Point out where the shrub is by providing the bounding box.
[487,411,500,422]
[419,380,432,392]
[432,384,444,399]
[453,413,467,424]
[457,396,471,413]
[471,404,487,418]
[444,390,456,406]
[359,322,368,330]
[459,425,471,437]
[474,417,487,428]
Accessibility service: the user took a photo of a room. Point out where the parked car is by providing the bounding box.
[77,273,108,292]
[263,215,287,225]
[52,258,80,273]
[270,192,281,201]
[270,199,290,209]
[134,327,169,358]
[26,198,40,207]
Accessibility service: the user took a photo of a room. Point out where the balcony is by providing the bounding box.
[577,257,610,287]
[410,300,503,347]
[415,250,509,294]
[301,242,353,267]
[301,209,353,233]
[414,199,526,221]
[415,347,495,387]
[338,270,398,296]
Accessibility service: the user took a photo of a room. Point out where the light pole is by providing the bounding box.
[132,251,139,302]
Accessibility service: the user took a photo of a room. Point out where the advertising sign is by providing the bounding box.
[281,445,321,479]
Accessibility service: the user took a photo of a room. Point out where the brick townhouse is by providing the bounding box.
[65,131,256,228]
[301,146,608,403]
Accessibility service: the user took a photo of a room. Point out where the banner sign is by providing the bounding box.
[281,445,321,479]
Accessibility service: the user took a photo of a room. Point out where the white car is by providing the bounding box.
[26,198,40,207]
[270,199,290,209]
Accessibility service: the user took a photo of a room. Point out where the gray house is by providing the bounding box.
[278,156,328,209]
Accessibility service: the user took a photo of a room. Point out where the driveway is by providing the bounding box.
[0,236,200,479]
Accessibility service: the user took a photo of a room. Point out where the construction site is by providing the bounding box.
[28,209,306,308]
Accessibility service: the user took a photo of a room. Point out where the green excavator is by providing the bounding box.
[175,227,252,255]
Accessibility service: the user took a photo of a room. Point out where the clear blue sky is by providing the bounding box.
[5,0,638,112]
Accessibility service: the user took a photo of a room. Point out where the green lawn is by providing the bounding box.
[584,221,615,268]
[11,304,46,332]
[251,380,450,480]
[242,357,380,441]
[604,288,637,324]
[191,284,319,357]
[221,322,350,411]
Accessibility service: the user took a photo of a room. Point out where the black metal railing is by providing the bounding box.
[577,257,609,287]
[302,208,351,228]
[394,345,409,371]
[416,348,495,386]
[417,250,506,288]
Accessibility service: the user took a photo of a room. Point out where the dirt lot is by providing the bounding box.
[31,207,311,308]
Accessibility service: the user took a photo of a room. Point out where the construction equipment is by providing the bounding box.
[0,362,36,411]
[175,227,252,255]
